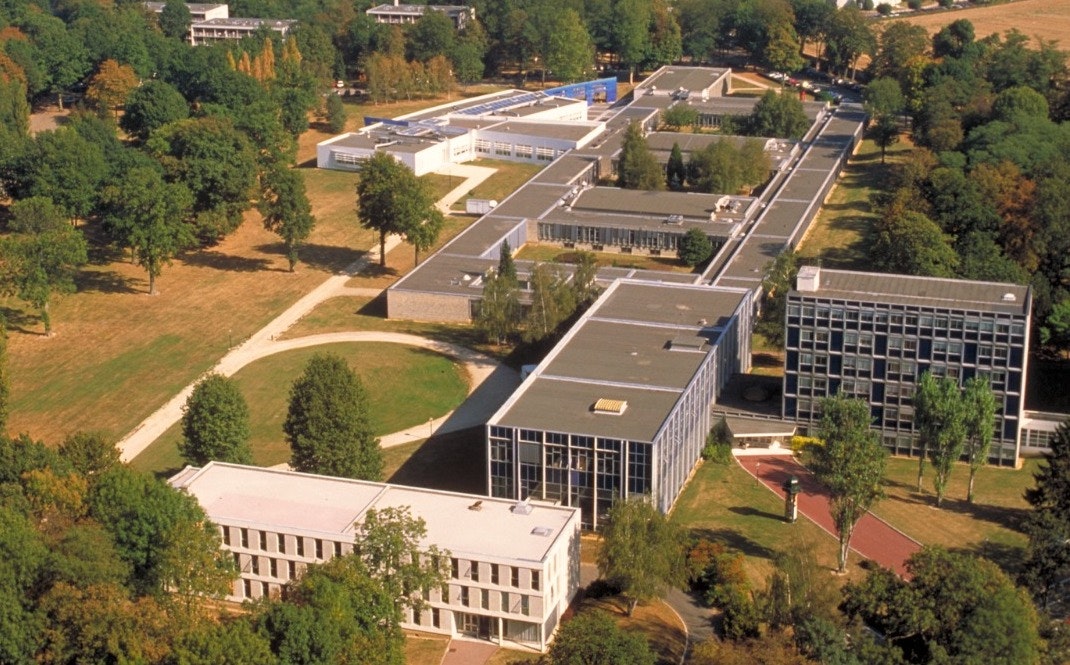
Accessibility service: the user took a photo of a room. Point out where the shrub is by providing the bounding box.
[906,0,923,8]
[875,2,891,13]
[701,421,733,464]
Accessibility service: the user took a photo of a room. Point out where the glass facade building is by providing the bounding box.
[782,267,1032,465]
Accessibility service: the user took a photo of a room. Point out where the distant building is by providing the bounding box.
[487,279,752,528]
[188,17,297,46]
[144,2,229,21]
[783,266,1032,465]
[169,462,581,652]
[367,1,475,31]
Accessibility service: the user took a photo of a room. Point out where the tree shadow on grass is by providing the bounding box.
[179,249,273,273]
[75,269,141,295]
[0,306,44,335]
[728,505,786,522]
[884,487,1030,534]
[689,526,779,561]
[255,241,366,275]
[951,539,1025,578]
[387,425,485,495]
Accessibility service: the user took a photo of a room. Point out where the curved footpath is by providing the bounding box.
[735,452,922,577]
[118,165,502,463]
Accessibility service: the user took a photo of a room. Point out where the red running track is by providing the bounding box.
[735,454,921,577]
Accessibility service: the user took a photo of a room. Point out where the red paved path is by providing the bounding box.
[736,454,921,577]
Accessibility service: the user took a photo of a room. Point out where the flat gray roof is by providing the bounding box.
[172,462,578,562]
[486,120,601,142]
[637,67,730,95]
[792,268,1031,316]
[491,280,749,442]
[570,187,752,221]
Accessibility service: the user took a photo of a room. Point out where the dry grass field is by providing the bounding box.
[6,93,483,448]
[886,0,1070,47]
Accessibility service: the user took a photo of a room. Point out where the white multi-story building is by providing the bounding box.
[188,17,297,45]
[366,1,474,31]
[169,462,581,652]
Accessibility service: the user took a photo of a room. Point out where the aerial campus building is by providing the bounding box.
[143,2,297,45]
[366,1,475,31]
[783,266,1033,464]
[169,463,581,652]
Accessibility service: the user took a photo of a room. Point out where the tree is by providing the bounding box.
[843,547,1041,664]
[20,12,91,109]
[1043,299,1070,358]
[356,152,441,268]
[961,376,996,504]
[259,165,316,271]
[572,251,601,306]
[764,23,805,76]
[88,466,233,597]
[871,210,958,278]
[756,248,798,346]
[284,352,382,481]
[146,116,258,241]
[120,80,189,141]
[14,128,107,221]
[58,431,120,479]
[168,618,277,665]
[0,328,9,435]
[408,10,456,63]
[597,496,687,616]
[871,113,900,164]
[353,506,449,616]
[612,0,653,83]
[180,373,252,466]
[544,10,594,83]
[864,77,905,119]
[523,262,576,344]
[667,141,686,189]
[0,197,88,335]
[662,104,699,131]
[617,121,664,190]
[913,372,965,507]
[257,556,404,665]
[870,22,929,91]
[403,204,444,266]
[159,0,192,41]
[678,228,713,267]
[823,6,874,79]
[547,611,655,665]
[85,59,139,119]
[325,92,346,134]
[748,89,810,139]
[99,165,195,295]
[1022,420,1070,608]
[811,393,887,573]
[498,239,517,281]
[477,270,521,345]
[932,19,975,59]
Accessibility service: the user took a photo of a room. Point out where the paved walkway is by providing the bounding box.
[439,638,498,665]
[117,165,501,463]
[735,452,922,577]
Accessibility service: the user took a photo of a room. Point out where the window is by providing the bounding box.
[233,552,241,569]
[511,567,520,587]
[815,330,829,344]
[240,529,249,548]
[494,141,510,156]
[269,558,278,578]
[296,538,304,558]
[491,565,500,585]
[288,560,296,580]
[471,563,479,582]
[536,146,554,161]
[475,138,491,153]
[531,571,540,591]
[222,527,230,546]
[432,608,440,628]
[335,541,343,557]
[259,531,267,550]
[262,582,270,598]
[501,591,510,611]
[460,587,469,606]
[451,558,460,579]
[515,144,533,158]
[278,534,286,554]
[243,579,251,598]
[481,589,490,609]
[521,595,530,615]
[315,540,323,560]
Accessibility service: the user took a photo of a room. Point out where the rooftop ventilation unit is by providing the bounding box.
[1002,293,1017,302]
[531,526,553,537]
[669,336,707,351]
[593,398,628,415]
[664,214,684,226]
[511,498,533,515]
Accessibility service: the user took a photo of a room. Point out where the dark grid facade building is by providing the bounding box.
[487,280,752,529]
[782,267,1032,465]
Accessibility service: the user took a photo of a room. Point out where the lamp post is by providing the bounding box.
[783,475,801,523]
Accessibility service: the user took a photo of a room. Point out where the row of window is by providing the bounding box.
[223,527,341,561]
[450,558,539,591]
[455,586,531,615]
[474,140,558,161]
[788,303,1026,337]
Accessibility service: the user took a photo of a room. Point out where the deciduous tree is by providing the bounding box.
[961,376,996,503]
[120,80,189,141]
[259,165,316,271]
[284,352,382,481]
[85,59,139,119]
[356,152,441,268]
[748,89,810,139]
[547,611,655,665]
[617,121,663,190]
[0,196,88,335]
[756,247,797,346]
[58,431,120,479]
[354,506,449,616]
[99,165,195,295]
[523,261,576,344]
[872,210,958,278]
[913,372,966,506]
[159,0,192,41]
[545,10,594,83]
[667,141,686,189]
[180,373,252,466]
[596,496,687,615]
[811,393,887,573]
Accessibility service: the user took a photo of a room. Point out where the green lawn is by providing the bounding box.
[871,456,1035,575]
[448,159,545,212]
[671,459,858,583]
[797,135,915,270]
[130,342,468,476]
